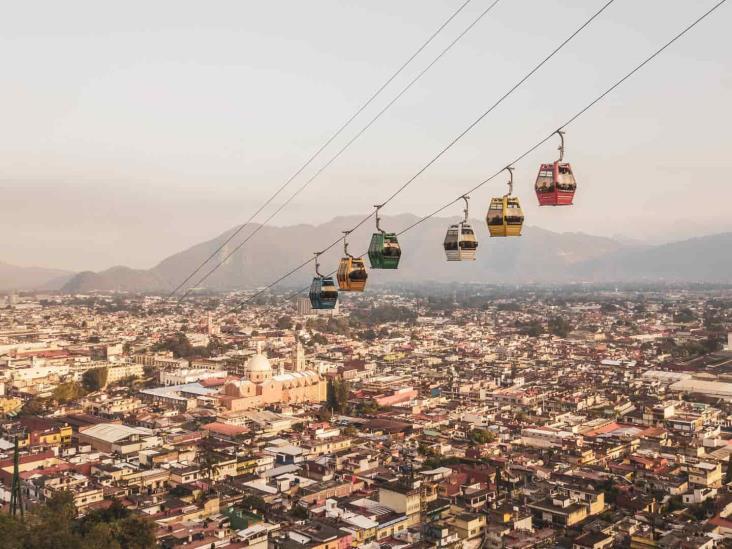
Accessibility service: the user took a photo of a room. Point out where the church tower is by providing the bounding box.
[292,340,305,372]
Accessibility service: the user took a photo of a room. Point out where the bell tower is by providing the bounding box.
[293,340,305,372]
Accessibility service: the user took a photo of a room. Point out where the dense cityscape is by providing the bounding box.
[0,285,731,548]
[2,1,729,548]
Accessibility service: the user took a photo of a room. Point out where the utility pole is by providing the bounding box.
[9,436,24,518]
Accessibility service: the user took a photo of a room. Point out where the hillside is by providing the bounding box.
[575,232,732,282]
[61,214,631,292]
[37,217,732,293]
[61,266,171,293]
[0,262,73,291]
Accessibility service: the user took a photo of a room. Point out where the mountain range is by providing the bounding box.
[0,261,73,292]
[1,214,730,293]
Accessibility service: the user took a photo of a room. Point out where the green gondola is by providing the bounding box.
[368,232,401,269]
[367,205,401,269]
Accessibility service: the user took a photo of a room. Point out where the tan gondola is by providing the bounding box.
[444,195,478,261]
[486,166,524,237]
[337,231,368,292]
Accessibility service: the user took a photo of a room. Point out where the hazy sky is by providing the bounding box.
[1,0,730,272]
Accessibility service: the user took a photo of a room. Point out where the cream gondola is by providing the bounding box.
[337,231,368,292]
[444,195,478,261]
[309,252,338,309]
[487,166,524,237]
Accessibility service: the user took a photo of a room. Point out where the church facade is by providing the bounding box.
[219,343,327,411]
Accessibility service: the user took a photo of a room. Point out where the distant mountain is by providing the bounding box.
[0,261,73,291]
[59,214,625,292]
[55,216,732,293]
[575,232,732,282]
[61,266,171,293]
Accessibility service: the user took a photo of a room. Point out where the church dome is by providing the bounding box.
[246,353,272,374]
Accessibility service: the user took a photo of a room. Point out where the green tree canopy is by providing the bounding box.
[82,367,108,392]
[0,492,155,549]
[52,382,85,404]
[469,429,496,444]
[326,379,350,414]
[548,316,572,338]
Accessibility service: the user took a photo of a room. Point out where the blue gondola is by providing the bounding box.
[309,252,338,310]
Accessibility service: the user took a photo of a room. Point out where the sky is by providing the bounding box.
[0,0,730,272]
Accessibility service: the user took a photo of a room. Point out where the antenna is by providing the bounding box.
[10,436,24,518]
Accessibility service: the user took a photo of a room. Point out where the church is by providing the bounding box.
[219,342,327,411]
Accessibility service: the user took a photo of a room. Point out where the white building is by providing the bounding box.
[160,368,228,386]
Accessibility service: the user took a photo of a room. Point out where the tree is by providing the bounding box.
[0,513,25,549]
[350,305,417,326]
[207,336,229,356]
[469,429,496,445]
[197,445,219,485]
[276,316,293,330]
[316,407,333,422]
[548,316,572,338]
[308,333,327,346]
[242,495,267,515]
[674,308,696,323]
[521,320,544,337]
[18,397,47,417]
[75,498,155,549]
[112,515,156,549]
[290,505,308,520]
[326,379,350,414]
[82,367,108,392]
[52,382,85,404]
[356,400,379,416]
[153,332,195,358]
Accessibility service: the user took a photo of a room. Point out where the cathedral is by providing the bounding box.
[219,342,327,411]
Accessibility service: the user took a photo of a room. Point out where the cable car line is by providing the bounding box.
[177,0,504,300]
[235,0,727,309]
[167,0,476,299]
[221,0,616,305]
[398,0,729,236]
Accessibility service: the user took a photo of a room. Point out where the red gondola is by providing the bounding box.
[535,130,576,206]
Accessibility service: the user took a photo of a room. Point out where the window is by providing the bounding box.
[487,211,503,225]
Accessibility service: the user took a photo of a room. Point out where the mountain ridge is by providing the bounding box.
[52,215,732,292]
[0,261,74,292]
[2,216,729,292]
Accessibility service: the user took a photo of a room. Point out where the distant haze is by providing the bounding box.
[0,0,730,272]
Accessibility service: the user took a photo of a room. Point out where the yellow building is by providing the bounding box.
[0,397,22,415]
[106,362,144,384]
[378,484,422,516]
[452,512,487,541]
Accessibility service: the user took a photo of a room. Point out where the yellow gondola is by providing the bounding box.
[486,166,524,237]
[337,231,368,292]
